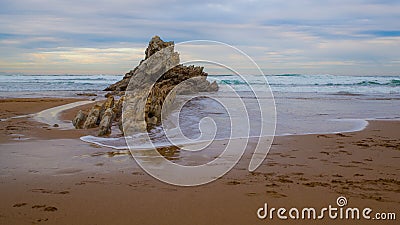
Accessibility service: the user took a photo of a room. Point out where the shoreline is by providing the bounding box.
[2,93,399,142]
[0,96,379,148]
[34,100,94,130]
[0,98,84,142]
[0,97,399,224]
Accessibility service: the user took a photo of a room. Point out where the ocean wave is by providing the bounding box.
[1,74,399,95]
[217,79,400,87]
[325,80,400,87]
[220,79,247,85]
[0,74,121,77]
[332,91,363,96]
[1,81,103,85]
[32,77,111,81]
[80,118,373,150]
[273,74,302,77]
[389,79,400,86]
[208,74,235,77]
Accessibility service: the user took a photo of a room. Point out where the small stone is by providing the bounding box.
[76,93,97,96]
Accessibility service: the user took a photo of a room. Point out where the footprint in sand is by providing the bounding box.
[263,172,276,177]
[265,183,279,187]
[31,204,58,212]
[32,205,46,209]
[350,160,365,165]
[343,151,352,155]
[12,203,27,207]
[298,177,308,181]
[317,135,331,138]
[277,177,293,184]
[355,142,369,147]
[295,164,307,167]
[361,167,373,170]
[279,153,290,158]
[13,203,58,212]
[249,171,263,176]
[54,168,83,175]
[302,182,330,187]
[266,190,287,198]
[36,218,49,222]
[338,164,357,168]
[332,174,343,178]
[336,133,351,137]
[246,192,258,196]
[226,180,241,185]
[291,172,304,176]
[30,188,69,195]
[43,206,58,212]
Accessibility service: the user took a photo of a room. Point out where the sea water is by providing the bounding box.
[0,74,120,98]
[1,74,399,149]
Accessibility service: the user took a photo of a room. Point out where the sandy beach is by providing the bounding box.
[0,98,398,224]
[2,0,400,224]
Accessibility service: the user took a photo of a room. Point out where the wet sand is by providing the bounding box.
[0,98,98,142]
[0,98,399,224]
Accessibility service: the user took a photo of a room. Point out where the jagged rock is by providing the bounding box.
[209,81,219,92]
[145,35,174,59]
[72,110,87,129]
[100,96,114,119]
[112,96,124,122]
[83,103,102,129]
[98,108,114,136]
[103,95,114,109]
[122,90,149,133]
[104,36,217,96]
[75,35,219,136]
[103,74,130,93]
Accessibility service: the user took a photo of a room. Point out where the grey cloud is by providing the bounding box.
[0,0,399,75]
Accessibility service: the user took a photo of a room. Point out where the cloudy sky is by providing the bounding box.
[0,0,399,75]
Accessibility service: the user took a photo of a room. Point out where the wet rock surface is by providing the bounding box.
[73,36,218,136]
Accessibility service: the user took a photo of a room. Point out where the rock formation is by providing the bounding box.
[82,103,102,129]
[72,110,87,129]
[98,108,114,136]
[73,35,218,136]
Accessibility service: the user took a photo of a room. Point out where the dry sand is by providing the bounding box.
[0,98,399,224]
